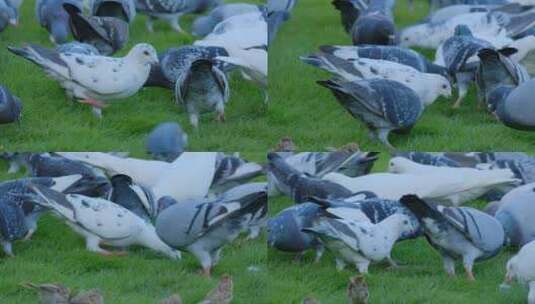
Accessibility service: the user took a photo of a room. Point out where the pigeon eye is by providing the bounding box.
[442,84,448,89]
[143,50,150,56]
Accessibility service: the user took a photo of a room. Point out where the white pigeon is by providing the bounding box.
[57,152,217,202]
[301,53,452,106]
[401,12,516,49]
[303,213,413,273]
[8,43,158,117]
[503,240,535,304]
[26,184,181,259]
[324,168,517,206]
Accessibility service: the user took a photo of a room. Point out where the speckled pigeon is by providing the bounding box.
[0,85,22,125]
[317,78,423,150]
[400,195,505,281]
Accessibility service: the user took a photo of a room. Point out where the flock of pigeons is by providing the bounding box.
[298,0,535,149]
[0,0,270,128]
[267,149,535,303]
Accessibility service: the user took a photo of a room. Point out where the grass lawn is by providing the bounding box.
[0,0,269,152]
[269,0,535,151]
[0,151,268,304]
[267,154,529,304]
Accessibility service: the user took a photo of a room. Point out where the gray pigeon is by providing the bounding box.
[267,152,353,203]
[36,0,83,44]
[0,85,22,125]
[475,47,530,111]
[494,79,535,130]
[317,78,423,150]
[319,45,449,78]
[210,153,264,195]
[108,174,154,221]
[439,25,494,108]
[144,46,230,89]
[268,203,325,261]
[64,3,129,55]
[0,0,18,32]
[400,195,505,281]
[175,59,229,128]
[0,198,28,256]
[56,42,100,55]
[331,0,362,33]
[495,182,535,247]
[90,0,136,22]
[483,157,535,185]
[192,3,261,37]
[155,184,267,276]
[395,152,460,167]
[146,122,188,162]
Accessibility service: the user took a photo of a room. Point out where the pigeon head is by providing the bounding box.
[454,24,472,37]
[388,156,418,174]
[399,24,427,47]
[128,43,158,66]
[431,74,452,99]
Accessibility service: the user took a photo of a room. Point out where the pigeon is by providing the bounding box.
[317,78,423,150]
[69,289,104,304]
[64,3,129,56]
[0,152,27,174]
[175,59,229,128]
[160,294,183,304]
[23,153,111,197]
[108,174,154,221]
[192,3,262,37]
[56,152,217,203]
[155,185,267,276]
[350,0,397,45]
[318,45,450,78]
[226,183,269,240]
[302,52,452,106]
[324,168,518,206]
[56,42,100,55]
[400,10,535,48]
[509,35,535,76]
[0,85,22,124]
[494,182,535,246]
[427,4,501,23]
[331,0,363,33]
[503,240,535,303]
[144,45,230,89]
[347,275,369,304]
[395,152,460,167]
[267,152,353,203]
[480,157,535,185]
[447,151,531,165]
[268,203,325,261]
[90,0,136,22]
[308,196,422,240]
[200,274,233,304]
[146,122,188,162]
[0,197,29,257]
[400,195,505,280]
[210,153,264,195]
[23,283,71,304]
[302,212,415,273]
[435,25,494,108]
[388,156,519,204]
[0,0,18,32]
[475,47,529,111]
[8,43,158,117]
[24,183,182,259]
[273,137,297,156]
[36,0,83,44]
[492,78,535,130]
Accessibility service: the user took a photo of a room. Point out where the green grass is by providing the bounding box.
[267,154,529,304]
[0,151,268,304]
[269,0,535,151]
[0,0,268,152]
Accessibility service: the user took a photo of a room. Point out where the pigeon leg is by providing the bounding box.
[452,76,468,109]
[190,248,213,277]
[356,261,370,274]
[146,16,155,33]
[263,89,269,104]
[210,248,222,266]
[7,161,20,174]
[189,113,199,128]
[442,254,456,277]
[1,241,14,257]
[387,256,399,269]
[23,228,35,241]
[246,226,261,240]
[376,129,395,151]
[86,236,113,256]
[314,245,325,263]
[169,14,185,34]
[49,34,56,45]
[336,258,347,271]
[293,252,305,263]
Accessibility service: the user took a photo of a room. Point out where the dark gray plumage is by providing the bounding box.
[267,152,352,203]
[317,78,423,150]
[494,79,535,130]
[210,153,264,195]
[175,59,229,128]
[192,3,261,37]
[64,3,129,55]
[0,85,22,125]
[0,198,27,256]
[332,0,362,33]
[495,182,535,247]
[476,47,530,111]
[108,174,154,221]
[155,184,266,276]
[36,0,83,44]
[144,46,230,89]
[56,42,100,55]
[395,152,460,167]
[400,195,505,280]
[146,122,188,162]
[90,0,136,22]
[319,44,449,78]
